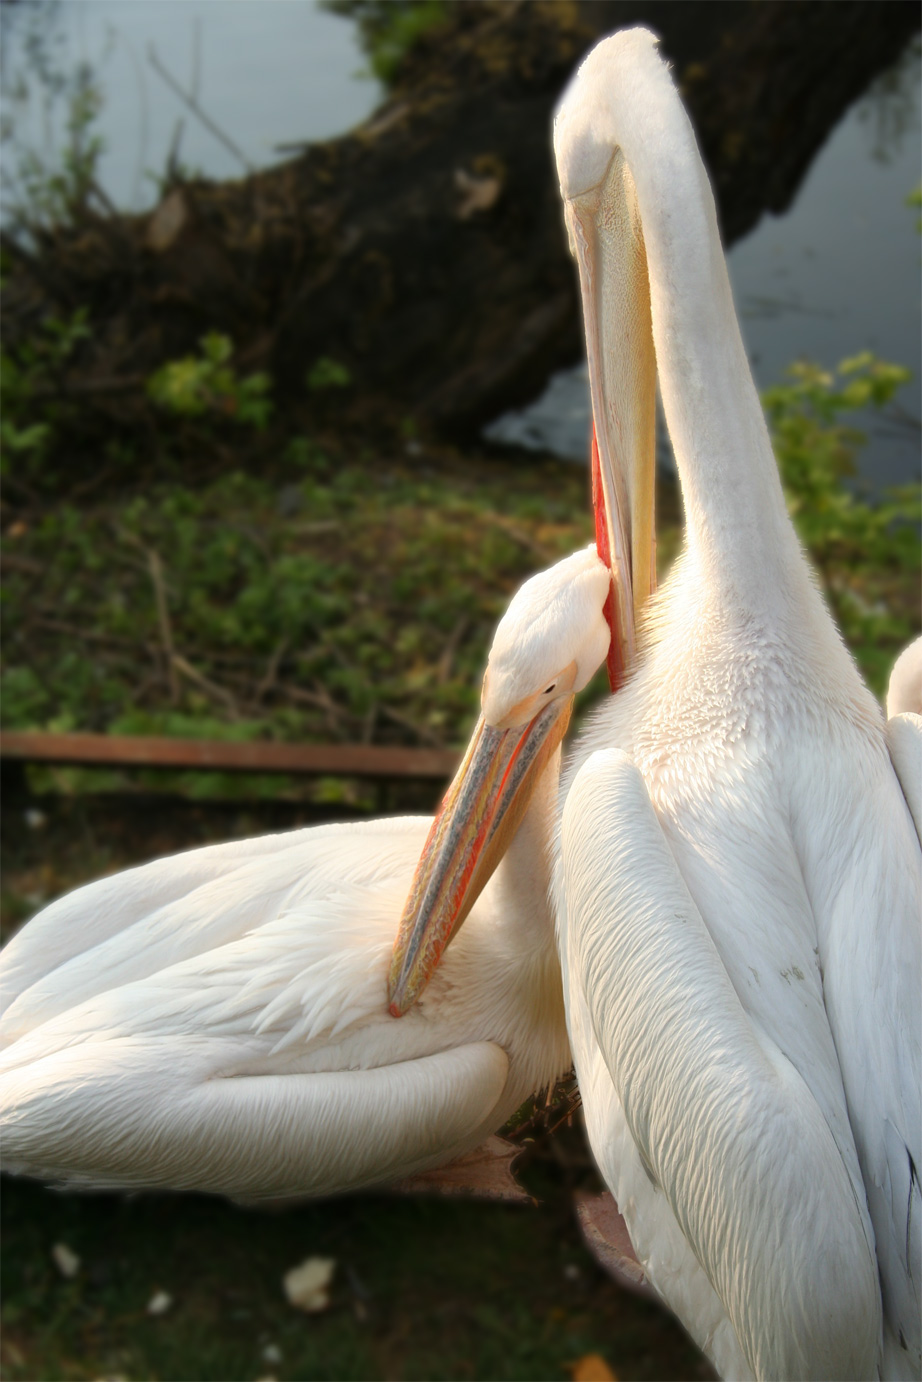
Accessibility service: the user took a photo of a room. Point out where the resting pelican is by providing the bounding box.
[887,635,922,718]
[390,29,921,1382]
[0,547,610,1201]
[886,639,922,849]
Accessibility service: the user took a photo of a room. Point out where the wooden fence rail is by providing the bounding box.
[0,731,460,782]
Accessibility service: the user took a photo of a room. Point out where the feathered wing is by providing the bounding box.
[0,855,514,1199]
[0,822,320,1009]
[0,1025,509,1200]
[806,723,922,1378]
[557,747,881,1382]
[0,817,432,1045]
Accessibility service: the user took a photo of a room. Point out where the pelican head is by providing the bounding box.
[887,635,922,718]
[553,29,682,686]
[387,546,611,1015]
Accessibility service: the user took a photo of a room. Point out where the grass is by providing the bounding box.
[1,1172,710,1382]
[2,356,918,812]
[1,441,604,804]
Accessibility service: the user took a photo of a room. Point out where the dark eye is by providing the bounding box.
[544,683,556,695]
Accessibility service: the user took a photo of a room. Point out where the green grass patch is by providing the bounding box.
[1,1154,710,1382]
[1,355,918,805]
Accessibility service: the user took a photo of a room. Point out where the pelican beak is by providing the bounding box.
[563,151,657,688]
[387,694,573,1016]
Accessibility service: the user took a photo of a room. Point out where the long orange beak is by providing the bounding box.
[564,151,658,682]
[387,694,573,1016]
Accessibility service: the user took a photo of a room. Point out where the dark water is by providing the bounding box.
[3,2,920,489]
[488,52,922,491]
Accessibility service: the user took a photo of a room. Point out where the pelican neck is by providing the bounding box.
[597,35,803,611]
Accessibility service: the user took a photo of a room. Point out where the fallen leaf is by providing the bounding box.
[453,167,502,220]
[569,1353,618,1382]
[282,1256,336,1313]
[146,1289,172,1316]
[51,1242,80,1279]
[146,189,188,252]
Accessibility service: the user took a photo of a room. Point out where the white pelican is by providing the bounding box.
[887,635,922,718]
[389,29,921,1382]
[0,546,611,1201]
[554,30,921,1381]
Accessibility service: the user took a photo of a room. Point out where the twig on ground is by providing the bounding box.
[437,616,470,685]
[487,514,556,562]
[118,529,179,703]
[30,614,155,653]
[147,547,180,705]
[273,681,356,738]
[1,553,44,575]
[254,640,288,704]
[377,702,444,748]
[361,703,379,744]
[171,653,240,716]
[29,375,145,401]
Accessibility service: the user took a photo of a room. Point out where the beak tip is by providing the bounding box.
[387,994,405,1019]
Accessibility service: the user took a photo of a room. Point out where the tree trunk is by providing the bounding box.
[4,0,918,444]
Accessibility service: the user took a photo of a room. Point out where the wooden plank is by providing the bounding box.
[0,731,460,781]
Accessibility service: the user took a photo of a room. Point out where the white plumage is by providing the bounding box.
[0,547,612,1202]
[887,635,922,718]
[552,30,921,1380]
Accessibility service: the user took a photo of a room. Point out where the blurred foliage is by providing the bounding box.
[0,306,91,476]
[0,0,109,239]
[764,352,921,693]
[323,0,448,86]
[306,356,353,392]
[147,333,273,429]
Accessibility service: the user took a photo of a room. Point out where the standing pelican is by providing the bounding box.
[0,547,610,1201]
[390,29,921,1381]
[554,30,921,1381]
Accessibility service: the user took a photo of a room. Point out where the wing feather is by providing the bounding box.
[559,748,881,1382]
[0,1034,509,1200]
[1,817,430,1043]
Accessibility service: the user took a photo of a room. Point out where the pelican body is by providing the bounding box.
[0,548,610,1202]
[552,31,921,1381]
[388,30,921,1382]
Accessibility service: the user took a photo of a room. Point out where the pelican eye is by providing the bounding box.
[544,683,557,695]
